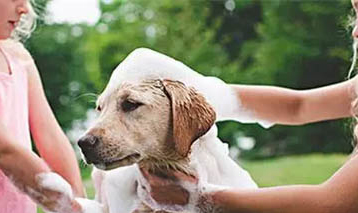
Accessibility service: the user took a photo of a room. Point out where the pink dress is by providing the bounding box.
[0,42,37,213]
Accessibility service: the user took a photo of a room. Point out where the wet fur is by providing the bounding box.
[79,79,215,213]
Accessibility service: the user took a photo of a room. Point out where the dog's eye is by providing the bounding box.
[96,105,102,112]
[121,100,143,112]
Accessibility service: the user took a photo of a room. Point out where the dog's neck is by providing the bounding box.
[138,157,195,176]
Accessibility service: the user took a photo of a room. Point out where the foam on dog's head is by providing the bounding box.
[100,48,272,128]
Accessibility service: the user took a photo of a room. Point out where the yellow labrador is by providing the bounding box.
[78,48,258,213]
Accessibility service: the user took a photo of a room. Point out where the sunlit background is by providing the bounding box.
[29,1,355,211]
[46,0,101,25]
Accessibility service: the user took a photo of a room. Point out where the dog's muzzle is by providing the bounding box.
[77,134,101,164]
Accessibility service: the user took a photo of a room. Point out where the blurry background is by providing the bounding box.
[28,0,355,202]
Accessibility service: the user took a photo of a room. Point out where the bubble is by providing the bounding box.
[225,0,236,12]
[143,9,154,20]
[96,23,109,33]
[102,0,113,4]
[71,26,83,37]
[145,25,156,38]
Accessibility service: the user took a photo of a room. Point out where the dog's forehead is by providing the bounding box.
[99,48,203,103]
[98,48,222,115]
[97,48,273,127]
[97,80,165,106]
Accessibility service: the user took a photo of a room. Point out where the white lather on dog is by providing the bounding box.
[78,48,272,213]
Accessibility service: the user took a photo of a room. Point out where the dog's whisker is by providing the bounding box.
[72,93,100,102]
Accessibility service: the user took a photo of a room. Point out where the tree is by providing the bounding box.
[26,23,96,131]
[221,0,354,157]
[27,0,355,157]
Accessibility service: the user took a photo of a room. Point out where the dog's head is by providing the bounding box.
[78,79,216,170]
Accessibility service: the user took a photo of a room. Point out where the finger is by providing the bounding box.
[151,185,190,205]
[172,171,198,183]
[71,199,83,213]
[140,167,176,184]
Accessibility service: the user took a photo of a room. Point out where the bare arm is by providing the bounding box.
[0,122,51,191]
[25,50,85,197]
[140,154,358,213]
[0,121,82,212]
[209,186,330,213]
[209,154,358,213]
[233,78,356,125]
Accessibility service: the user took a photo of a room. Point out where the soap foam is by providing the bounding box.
[100,48,273,128]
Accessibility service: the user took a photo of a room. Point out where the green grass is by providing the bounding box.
[240,153,349,187]
[37,154,348,212]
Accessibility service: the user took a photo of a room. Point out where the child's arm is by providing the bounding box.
[0,121,82,212]
[140,154,358,213]
[206,153,358,213]
[232,78,356,125]
[19,46,85,197]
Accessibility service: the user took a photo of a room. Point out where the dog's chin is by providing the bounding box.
[94,153,142,170]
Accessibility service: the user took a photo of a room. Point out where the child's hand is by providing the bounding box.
[34,172,88,213]
[137,167,199,212]
[39,191,79,213]
[44,198,105,213]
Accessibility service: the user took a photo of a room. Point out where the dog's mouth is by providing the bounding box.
[95,153,142,170]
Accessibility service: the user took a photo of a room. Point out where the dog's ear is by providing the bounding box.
[162,79,216,157]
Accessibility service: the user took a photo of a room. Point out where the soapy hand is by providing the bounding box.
[32,172,80,213]
[137,167,200,212]
[137,167,229,213]
[44,198,104,213]
[36,172,104,213]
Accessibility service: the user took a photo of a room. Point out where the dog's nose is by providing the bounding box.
[78,134,100,150]
[78,134,101,164]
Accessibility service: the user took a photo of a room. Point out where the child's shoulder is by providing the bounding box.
[0,40,33,63]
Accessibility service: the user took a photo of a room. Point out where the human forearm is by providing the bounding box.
[205,185,337,213]
[139,168,342,213]
[0,127,81,212]
[232,78,355,125]
[232,85,304,125]
[0,147,80,211]
[42,137,85,197]
[31,121,85,197]
[0,139,50,190]
[200,154,358,213]
[28,63,85,197]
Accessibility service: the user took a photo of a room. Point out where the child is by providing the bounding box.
[0,0,85,212]
[139,0,358,212]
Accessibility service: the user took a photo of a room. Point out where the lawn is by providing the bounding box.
[241,154,349,187]
[37,154,349,212]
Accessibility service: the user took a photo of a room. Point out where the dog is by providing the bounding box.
[78,48,260,213]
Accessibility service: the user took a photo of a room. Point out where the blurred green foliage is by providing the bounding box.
[27,0,356,159]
